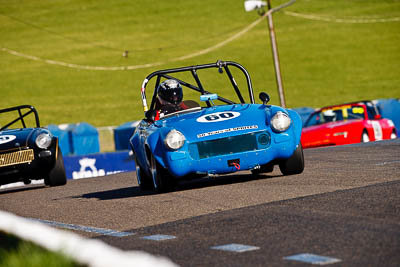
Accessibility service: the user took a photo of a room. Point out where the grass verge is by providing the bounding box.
[0,231,84,267]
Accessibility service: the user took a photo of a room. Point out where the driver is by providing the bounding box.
[154,79,189,120]
[322,109,336,123]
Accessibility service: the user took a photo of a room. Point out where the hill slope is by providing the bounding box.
[1,0,399,126]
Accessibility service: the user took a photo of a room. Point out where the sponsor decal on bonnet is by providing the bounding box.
[197,125,258,138]
[197,111,240,123]
[0,135,17,145]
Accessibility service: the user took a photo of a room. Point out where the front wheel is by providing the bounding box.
[361,130,370,143]
[390,130,397,139]
[133,154,153,190]
[45,147,67,186]
[279,143,304,175]
[150,153,175,193]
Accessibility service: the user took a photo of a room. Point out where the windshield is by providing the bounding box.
[305,105,366,127]
[159,104,202,120]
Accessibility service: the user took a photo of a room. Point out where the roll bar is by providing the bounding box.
[0,105,40,131]
[139,60,255,115]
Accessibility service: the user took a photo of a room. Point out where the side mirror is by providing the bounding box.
[200,94,218,102]
[259,92,270,105]
[374,114,382,120]
[200,94,218,106]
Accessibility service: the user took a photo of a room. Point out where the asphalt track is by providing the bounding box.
[1,139,399,266]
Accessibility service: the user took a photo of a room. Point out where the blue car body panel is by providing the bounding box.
[130,103,302,178]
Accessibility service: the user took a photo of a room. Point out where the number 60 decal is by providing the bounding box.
[196,111,240,123]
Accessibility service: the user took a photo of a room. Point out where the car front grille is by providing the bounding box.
[189,131,271,160]
[0,149,35,168]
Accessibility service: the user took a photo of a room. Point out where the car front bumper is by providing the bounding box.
[161,131,298,177]
[0,148,56,185]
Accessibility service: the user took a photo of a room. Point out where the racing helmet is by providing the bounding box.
[157,79,183,106]
[323,109,336,122]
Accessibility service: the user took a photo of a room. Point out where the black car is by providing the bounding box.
[0,105,66,187]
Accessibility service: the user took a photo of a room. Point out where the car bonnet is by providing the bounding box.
[157,104,269,141]
[0,128,36,150]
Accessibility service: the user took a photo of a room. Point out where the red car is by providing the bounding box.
[301,101,397,149]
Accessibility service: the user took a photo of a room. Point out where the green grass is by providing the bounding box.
[0,231,83,267]
[0,0,399,127]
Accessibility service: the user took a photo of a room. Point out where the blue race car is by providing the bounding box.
[0,105,67,187]
[130,60,304,193]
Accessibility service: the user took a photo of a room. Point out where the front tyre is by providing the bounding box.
[361,130,370,143]
[133,154,153,190]
[150,153,175,193]
[279,143,304,175]
[45,147,67,186]
[390,130,397,139]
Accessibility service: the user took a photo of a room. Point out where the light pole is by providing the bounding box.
[244,0,296,108]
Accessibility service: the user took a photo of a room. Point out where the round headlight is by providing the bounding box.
[164,129,185,150]
[35,133,52,149]
[271,111,291,132]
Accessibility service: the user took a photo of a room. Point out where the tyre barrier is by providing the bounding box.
[292,107,315,126]
[375,98,400,136]
[48,122,100,155]
[113,121,140,151]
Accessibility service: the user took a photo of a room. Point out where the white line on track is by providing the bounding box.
[375,160,400,166]
[211,243,260,253]
[29,218,135,237]
[284,253,342,265]
[141,234,177,241]
[0,179,44,190]
[0,210,177,267]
